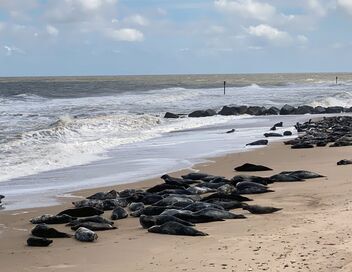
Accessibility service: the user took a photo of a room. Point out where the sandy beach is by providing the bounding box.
[1,140,352,272]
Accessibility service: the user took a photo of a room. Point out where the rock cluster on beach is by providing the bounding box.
[164,104,350,118]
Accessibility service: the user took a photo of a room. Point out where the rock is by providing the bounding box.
[246,139,268,146]
[164,112,179,118]
[234,163,273,172]
[74,227,98,242]
[283,131,292,136]
[294,105,314,114]
[265,107,280,115]
[274,122,283,127]
[188,109,216,117]
[226,129,235,134]
[326,106,344,113]
[246,106,266,116]
[218,105,247,116]
[313,106,326,114]
[291,143,314,149]
[280,104,296,115]
[337,159,352,165]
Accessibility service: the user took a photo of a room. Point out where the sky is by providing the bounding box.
[0,0,351,76]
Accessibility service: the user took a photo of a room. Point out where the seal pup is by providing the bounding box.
[30,214,76,224]
[111,206,128,220]
[75,227,98,242]
[57,207,104,217]
[234,163,273,172]
[31,224,71,238]
[27,237,53,247]
[241,204,282,214]
[148,222,208,236]
[139,215,195,229]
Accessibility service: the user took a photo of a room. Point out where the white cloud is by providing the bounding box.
[124,15,149,26]
[248,24,290,42]
[105,28,144,42]
[214,0,276,21]
[46,25,59,36]
[2,45,25,56]
[337,0,352,16]
[307,0,326,17]
[297,35,308,43]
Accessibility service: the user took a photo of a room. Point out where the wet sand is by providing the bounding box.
[1,142,352,272]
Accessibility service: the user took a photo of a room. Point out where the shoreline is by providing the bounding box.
[2,139,352,271]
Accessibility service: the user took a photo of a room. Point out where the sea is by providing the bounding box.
[0,73,351,209]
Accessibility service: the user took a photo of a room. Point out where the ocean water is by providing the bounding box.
[0,73,351,209]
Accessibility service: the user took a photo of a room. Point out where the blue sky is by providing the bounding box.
[0,0,351,76]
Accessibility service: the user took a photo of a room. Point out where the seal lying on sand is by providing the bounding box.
[242,203,282,214]
[148,222,208,236]
[236,181,274,194]
[31,224,71,238]
[75,227,98,242]
[337,159,352,165]
[87,190,118,200]
[66,216,114,226]
[30,214,76,224]
[27,237,53,247]
[278,170,324,179]
[234,163,273,172]
[70,222,116,231]
[172,208,246,223]
[246,140,268,146]
[111,206,128,220]
[269,173,304,182]
[57,207,104,217]
[139,215,195,229]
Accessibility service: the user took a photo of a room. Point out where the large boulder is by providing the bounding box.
[265,107,280,115]
[313,106,326,114]
[188,109,216,118]
[280,104,296,115]
[164,112,179,118]
[218,105,248,116]
[294,105,314,115]
[246,106,266,116]
[326,106,344,113]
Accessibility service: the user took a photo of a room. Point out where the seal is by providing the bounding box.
[74,227,98,242]
[236,181,274,194]
[73,199,104,210]
[146,183,185,193]
[87,190,118,200]
[57,207,104,217]
[217,184,237,195]
[246,139,268,146]
[270,173,303,182]
[30,214,76,224]
[66,215,114,226]
[141,194,163,205]
[181,172,209,180]
[234,163,273,172]
[31,224,71,238]
[241,203,282,214]
[337,159,352,165]
[174,208,246,223]
[128,202,145,212]
[27,237,53,247]
[291,143,314,149]
[201,192,252,202]
[226,129,235,134]
[153,196,194,207]
[264,132,282,137]
[182,202,224,212]
[279,170,324,179]
[139,215,195,229]
[231,175,272,185]
[204,199,242,210]
[148,221,208,236]
[102,199,123,210]
[71,222,116,231]
[111,206,128,220]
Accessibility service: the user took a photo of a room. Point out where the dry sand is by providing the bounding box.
[1,142,352,272]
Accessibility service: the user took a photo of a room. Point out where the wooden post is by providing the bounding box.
[224,81,226,95]
[336,76,338,84]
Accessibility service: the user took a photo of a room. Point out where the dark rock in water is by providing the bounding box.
[283,131,292,136]
[111,207,128,220]
[182,172,209,180]
[246,106,266,116]
[148,221,208,236]
[337,159,352,165]
[226,129,235,134]
[291,143,314,149]
[270,126,276,131]
[30,214,76,224]
[0,195,4,201]
[67,216,114,226]
[218,105,248,116]
[87,190,118,200]
[264,132,282,137]
[326,106,344,113]
[188,109,216,117]
[241,204,282,214]
[57,207,104,217]
[294,105,314,115]
[164,112,179,118]
[246,139,268,146]
[269,174,304,182]
[313,106,326,114]
[31,224,71,238]
[75,227,98,242]
[27,237,53,247]
[71,222,116,231]
[234,163,273,172]
[274,122,283,127]
[139,215,195,229]
[280,104,295,115]
[236,181,273,194]
[265,107,280,115]
[279,170,324,179]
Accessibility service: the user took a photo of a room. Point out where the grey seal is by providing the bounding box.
[67,216,114,226]
[139,215,195,229]
[242,203,282,214]
[27,237,53,247]
[148,222,208,236]
[71,222,116,231]
[234,163,273,172]
[30,214,76,224]
[31,224,71,238]
[111,206,128,220]
[57,207,104,217]
[75,227,98,242]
